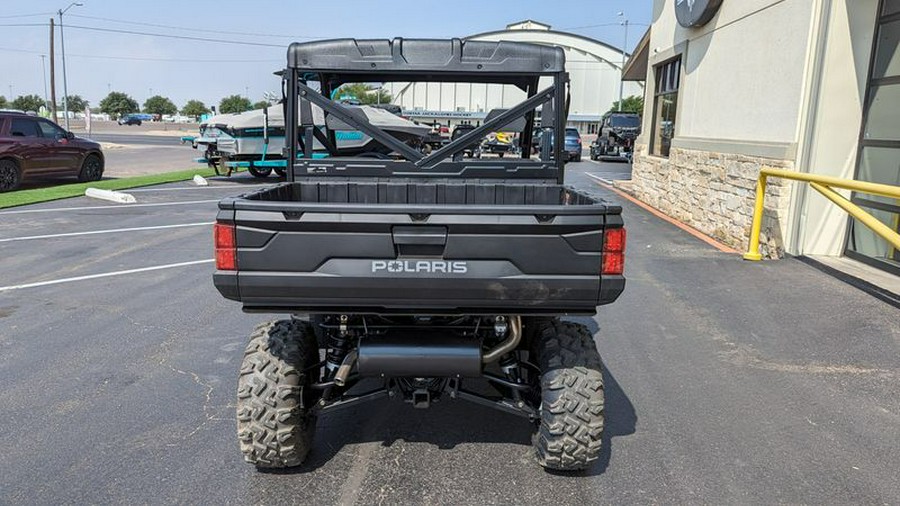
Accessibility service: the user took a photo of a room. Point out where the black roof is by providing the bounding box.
[286,38,566,76]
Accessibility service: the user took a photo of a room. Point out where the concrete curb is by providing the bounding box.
[84,188,137,204]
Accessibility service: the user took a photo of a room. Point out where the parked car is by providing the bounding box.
[564,128,583,162]
[0,112,104,191]
[118,114,142,126]
[534,127,583,162]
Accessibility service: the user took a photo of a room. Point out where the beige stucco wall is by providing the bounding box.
[792,0,880,256]
[641,0,814,146]
[632,0,879,258]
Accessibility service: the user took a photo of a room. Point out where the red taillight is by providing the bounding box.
[214,223,236,271]
[602,228,626,275]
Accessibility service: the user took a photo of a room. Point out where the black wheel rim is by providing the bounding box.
[0,165,18,191]
[84,158,102,180]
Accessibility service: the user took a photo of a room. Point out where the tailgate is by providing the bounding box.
[215,201,622,314]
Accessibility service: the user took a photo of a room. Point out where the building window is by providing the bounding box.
[651,57,681,157]
[845,3,900,275]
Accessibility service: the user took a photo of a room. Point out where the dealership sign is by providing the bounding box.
[402,109,487,120]
[675,0,723,28]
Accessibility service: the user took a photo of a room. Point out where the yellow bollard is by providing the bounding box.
[743,174,767,261]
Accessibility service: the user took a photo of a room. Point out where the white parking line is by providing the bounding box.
[0,199,219,215]
[0,259,215,293]
[0,222,213,243]
[127,185,271,192]
[584,172,614,185]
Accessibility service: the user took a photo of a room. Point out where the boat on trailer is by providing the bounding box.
[192,102,429,177]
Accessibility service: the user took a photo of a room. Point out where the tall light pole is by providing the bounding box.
[617,12,629,112]
[59,1,83,130]
[40,55,49,111]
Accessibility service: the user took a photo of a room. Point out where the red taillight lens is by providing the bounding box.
[214,223,236,270]
[602,228,626,275]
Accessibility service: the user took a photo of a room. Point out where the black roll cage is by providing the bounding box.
[282,38,570,184]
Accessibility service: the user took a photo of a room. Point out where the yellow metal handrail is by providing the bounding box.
[744,167,900,261]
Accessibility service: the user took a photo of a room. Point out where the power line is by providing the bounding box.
[0,12,53,19]
[71,54,281,63]
[0,22,289,48]
[62,23,286,47]
[0,46,280,63]
[66,13,318,40]
[561,22,650,30]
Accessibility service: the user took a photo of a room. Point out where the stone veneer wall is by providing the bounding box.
[628,144,794,258]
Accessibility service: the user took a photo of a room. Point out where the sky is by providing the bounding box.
[1,0,652,111]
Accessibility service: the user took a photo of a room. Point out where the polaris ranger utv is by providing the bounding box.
[213,38,626,471]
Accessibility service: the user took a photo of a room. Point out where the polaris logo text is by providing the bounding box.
[372,260,468,274]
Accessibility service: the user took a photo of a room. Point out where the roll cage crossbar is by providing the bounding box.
[281,38,570,183]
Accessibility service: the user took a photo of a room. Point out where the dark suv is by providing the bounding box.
[534,127,583,162]
[0,112,104,191]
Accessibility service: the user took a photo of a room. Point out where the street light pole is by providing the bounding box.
[58,2,83,131]
[618,12,629,112]
[40,55,49,111]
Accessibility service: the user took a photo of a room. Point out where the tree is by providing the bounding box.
[0,96,7,109]
[336,83,391,105]
[99,91,139,119]
[65,95,89,111]
[181,99,210,118]
[219,95,252,114]
[253,100,270,110]
[607,95,644,116]
[11,95,45,112]
[143,95,178,116]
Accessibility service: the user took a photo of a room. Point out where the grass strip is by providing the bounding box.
[0,167,230,209]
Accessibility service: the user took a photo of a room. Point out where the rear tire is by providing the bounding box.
[273,167,286,177]
[0,159,21,192]
[531,319,605,471]
[77,154,104,182]
[248,166,273,178]
[237,319,320,468]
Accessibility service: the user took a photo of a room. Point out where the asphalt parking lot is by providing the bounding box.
[1,160,898,504]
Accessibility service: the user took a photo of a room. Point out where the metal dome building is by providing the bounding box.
[386,20,644,134]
